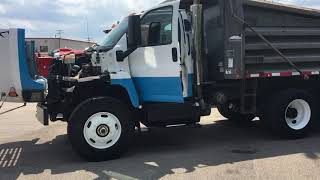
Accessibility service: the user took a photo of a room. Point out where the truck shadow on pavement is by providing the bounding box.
[0,119,319,179]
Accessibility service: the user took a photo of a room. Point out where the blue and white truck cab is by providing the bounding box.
[46,0,204,161]
[2,0,320,161]
[92,2,194,109]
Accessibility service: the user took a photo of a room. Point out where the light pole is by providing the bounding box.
[56,30,64,48]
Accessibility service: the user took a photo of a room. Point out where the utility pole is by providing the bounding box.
[56,30,64,48]
[85,16,91,45]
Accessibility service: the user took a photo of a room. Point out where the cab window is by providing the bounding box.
[140,6,173,46]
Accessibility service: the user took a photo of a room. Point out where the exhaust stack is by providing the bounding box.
[191,0,203,99]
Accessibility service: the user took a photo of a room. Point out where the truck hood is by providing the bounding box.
[0,28,45,103]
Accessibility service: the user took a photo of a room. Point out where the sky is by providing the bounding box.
[0,0,319,44]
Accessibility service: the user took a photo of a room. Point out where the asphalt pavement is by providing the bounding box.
[0,103,320,180]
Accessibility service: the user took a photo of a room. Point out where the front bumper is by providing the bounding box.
[36,103,49,126]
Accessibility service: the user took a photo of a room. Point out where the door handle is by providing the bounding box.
[172,48,178,62]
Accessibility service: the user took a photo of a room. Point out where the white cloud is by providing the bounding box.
[55,0,163,16]
[0,4,6,14]
[0,18,36,30]
[1,0,320,42]
[273,0,320,8]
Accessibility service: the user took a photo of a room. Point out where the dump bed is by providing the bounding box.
[194,0,320,81]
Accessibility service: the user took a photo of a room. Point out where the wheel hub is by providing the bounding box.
[83,112,122,149]
[285,99,311,130]
[286,107,298,119]
[96,124,110,137]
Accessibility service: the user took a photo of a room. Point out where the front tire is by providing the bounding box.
[262,89,314,139]
[68,97,134,162]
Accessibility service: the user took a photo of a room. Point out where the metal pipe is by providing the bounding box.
[191,1,203,99]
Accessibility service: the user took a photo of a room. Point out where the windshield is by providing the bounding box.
[101,17,128,48]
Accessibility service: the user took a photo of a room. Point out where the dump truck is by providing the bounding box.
[1,0,320,161]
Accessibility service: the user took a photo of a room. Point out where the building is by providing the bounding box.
[26,38,95,54]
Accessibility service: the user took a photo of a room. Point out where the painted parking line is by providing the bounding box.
[0,147,22,168]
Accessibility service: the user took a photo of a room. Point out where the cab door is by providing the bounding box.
[128,4,184,103]
[178,10,194,98]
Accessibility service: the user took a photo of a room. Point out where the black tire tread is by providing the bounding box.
[218,104,255,122]
[67,97,134,162]
[261,89,314,139]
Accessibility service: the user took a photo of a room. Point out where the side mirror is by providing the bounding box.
[127,15,141,49]
[148,22,161,45]
[116,50,125,62]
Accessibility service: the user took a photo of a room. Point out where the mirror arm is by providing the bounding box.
[123,47,137,57]
[117,47,137,61]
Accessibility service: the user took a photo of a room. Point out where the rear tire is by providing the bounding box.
[230,113,255,123]
[261,89,314,139]
[217,104,232,119]
[218,104,255,122]
[68,97,134,162]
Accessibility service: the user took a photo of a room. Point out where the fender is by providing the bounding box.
[110,72,140,108]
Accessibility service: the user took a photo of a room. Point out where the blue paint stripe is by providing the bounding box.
[111,78,140,108]
[187,74,193,97]
[17,29,43,90]
[132,77,184,103]
[111,75,194,107]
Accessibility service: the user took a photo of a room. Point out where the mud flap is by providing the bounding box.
[36,103,49,126]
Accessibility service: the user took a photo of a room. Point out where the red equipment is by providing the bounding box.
[35,48,85,77]
[35,55,54,77]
